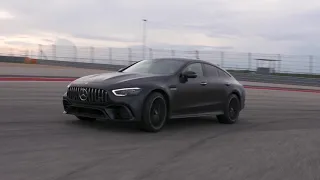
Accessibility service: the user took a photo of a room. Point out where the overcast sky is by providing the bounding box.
[1,0,320,55]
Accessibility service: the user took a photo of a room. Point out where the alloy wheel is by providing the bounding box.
[149,97,167,129]
[228,97,240,120]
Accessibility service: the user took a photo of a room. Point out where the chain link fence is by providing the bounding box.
[1,45,319,76]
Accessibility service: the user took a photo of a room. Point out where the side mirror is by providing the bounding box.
[182,71,197,78]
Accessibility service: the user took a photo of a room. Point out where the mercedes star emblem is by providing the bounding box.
[79,88,88,101]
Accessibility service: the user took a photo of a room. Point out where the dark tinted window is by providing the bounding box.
[203,64,218,77]
[122,59,185,75]
[182,63,203,77]
[217,68,231,78]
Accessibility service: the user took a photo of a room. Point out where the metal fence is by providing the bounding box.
[1,45,319,75]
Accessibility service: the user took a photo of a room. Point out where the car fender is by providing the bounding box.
[140,83,173,113]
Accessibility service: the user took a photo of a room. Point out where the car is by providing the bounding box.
[62,58,246,132]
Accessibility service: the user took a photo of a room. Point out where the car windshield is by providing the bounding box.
[121,59,185,75]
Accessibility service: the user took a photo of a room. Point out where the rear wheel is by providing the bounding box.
[139,92,168,132]
[76,116,96,122]
[217,94,240,124]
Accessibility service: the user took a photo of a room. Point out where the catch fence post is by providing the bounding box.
[38,44,42,60]
[195,50,199,59]
[128,48,132,65]
[309,55,313,74]
[109,48,112,64]
[248,53,252,71]
[220,51,224,68]
[277,54,281,73]
[90,46,94,63]
[52,44,56,61]
[149,48,153,60]
[171,50,175,57]
[73,46,77,62]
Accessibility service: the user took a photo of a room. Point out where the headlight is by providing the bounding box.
[112,87,141,97]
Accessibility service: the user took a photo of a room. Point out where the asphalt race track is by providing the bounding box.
[1,81,320,180]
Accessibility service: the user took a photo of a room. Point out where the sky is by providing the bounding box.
[1,0,320,56]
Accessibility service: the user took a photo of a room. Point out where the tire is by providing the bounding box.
[139,92,168,132]
[76,116,96,122]
[216,94,240,124]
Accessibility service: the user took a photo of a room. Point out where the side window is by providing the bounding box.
[217,68,231,78]
[203,64,218,77]
[182,63,204,77]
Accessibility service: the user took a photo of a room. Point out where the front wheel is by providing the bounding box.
[139,92,168,132]
[216,94,240,124]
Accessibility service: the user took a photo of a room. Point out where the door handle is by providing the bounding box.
[200,82,207,86]
[225,82,231,86]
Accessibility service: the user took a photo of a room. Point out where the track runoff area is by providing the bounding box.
[1,64,320,180]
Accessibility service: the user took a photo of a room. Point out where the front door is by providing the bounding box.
[171,62,208,116]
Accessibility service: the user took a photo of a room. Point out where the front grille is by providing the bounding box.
[67,87,108,103]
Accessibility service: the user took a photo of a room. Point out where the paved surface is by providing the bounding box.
[1,82,320,180]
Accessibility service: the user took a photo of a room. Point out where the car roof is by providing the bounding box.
[153,58,209,64]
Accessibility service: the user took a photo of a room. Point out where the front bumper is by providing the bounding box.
[62,92,144,122]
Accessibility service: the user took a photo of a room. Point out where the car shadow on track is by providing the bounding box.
[64,116,249,133]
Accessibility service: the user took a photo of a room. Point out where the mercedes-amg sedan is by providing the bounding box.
[62,58,246,132]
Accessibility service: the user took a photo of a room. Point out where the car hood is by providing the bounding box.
[72,72,165,85]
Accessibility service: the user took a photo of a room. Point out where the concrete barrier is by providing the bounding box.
[0,56,25,64]
[231,72,320,87]
[37,59,123,71]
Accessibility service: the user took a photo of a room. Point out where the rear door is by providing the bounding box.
[216,67,233,103]
[202,63,228,112]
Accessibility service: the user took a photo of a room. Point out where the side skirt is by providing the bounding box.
[170,111,224,119]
